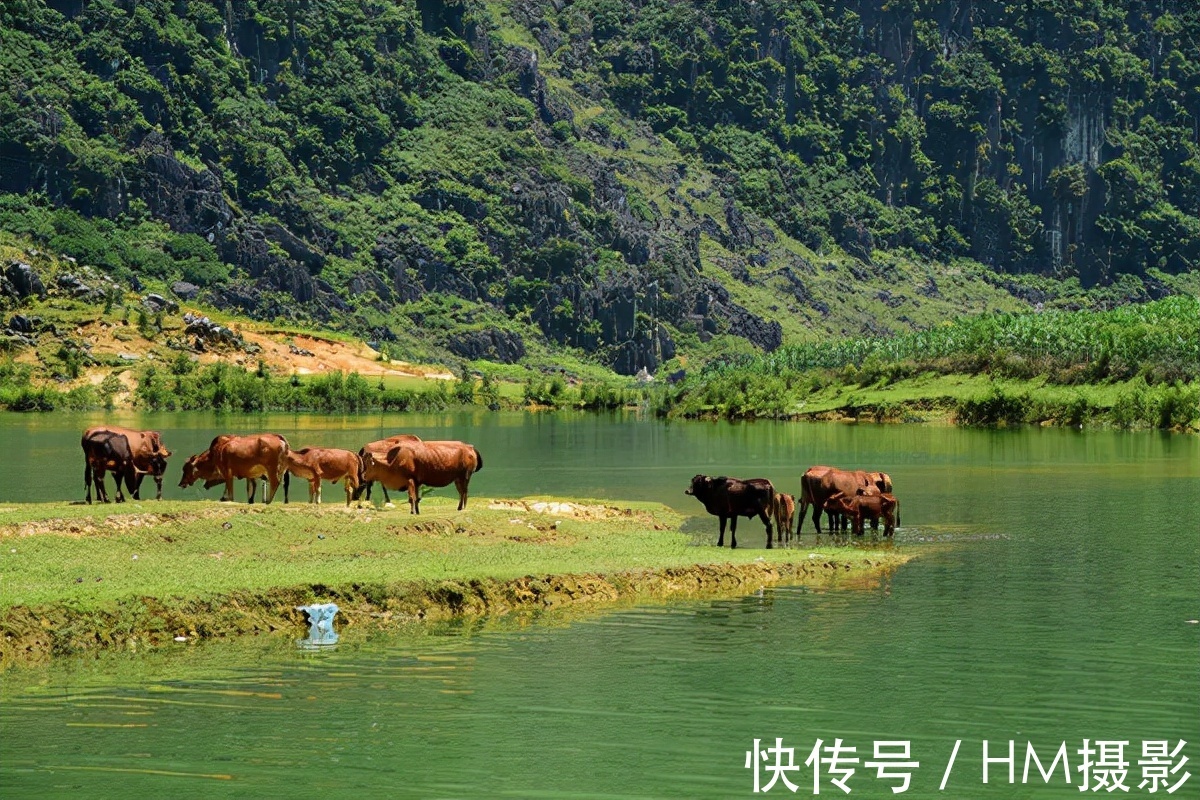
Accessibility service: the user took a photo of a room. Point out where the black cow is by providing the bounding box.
[685,474,776,549]
[81,431,140,504]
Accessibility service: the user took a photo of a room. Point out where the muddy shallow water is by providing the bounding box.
[1,413,1197,797]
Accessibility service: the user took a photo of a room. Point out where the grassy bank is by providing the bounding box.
[651,296,1200,430]
[0,498,909,666]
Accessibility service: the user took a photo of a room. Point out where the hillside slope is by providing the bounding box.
[2,1,1196,375]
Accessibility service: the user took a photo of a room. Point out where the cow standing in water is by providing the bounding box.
[685,475,776,549]
[773,492,796,545]
[798,466,892,534]
[179,433,290,503]
[361,439,483,513]
[283,447,362,506]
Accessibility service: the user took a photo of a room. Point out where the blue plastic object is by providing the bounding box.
[296,602,340,648]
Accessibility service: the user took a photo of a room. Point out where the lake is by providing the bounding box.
[1,412,1197,798]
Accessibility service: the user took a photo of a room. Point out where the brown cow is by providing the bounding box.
[83,426,171,500]
[81,431,139,504]
[179,433,290,503]
[685,475,775,549]
[354,434,423,504]
[823,489,898,536]
[283,447,362,506]
[364,439,483,513]
[798,466,893,534]
[772,492,796,545]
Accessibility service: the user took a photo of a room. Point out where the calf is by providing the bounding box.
[773,492,796,545]
[284,447,363,506]
[823,489,898,536]
[685,475,775,549]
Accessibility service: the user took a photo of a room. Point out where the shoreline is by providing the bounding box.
[0,499,911,667]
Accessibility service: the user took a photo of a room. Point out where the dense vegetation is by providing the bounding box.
[653,296,1200,428]
[2,0,1196,377]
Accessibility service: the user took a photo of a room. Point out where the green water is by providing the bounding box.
[1,413,1197,798]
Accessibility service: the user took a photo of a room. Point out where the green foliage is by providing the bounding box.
[719,297,1200,384]
[0,0,1196,377]
[657,297,1200,428]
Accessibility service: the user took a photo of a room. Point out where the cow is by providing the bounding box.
[364,439,483,513]
[179,433,290,503]
[81,431,139,504]
[82,426,171,500]
[283,447,362,506]
[823,489,899,536]
[353,434,423,504]
[798,466,893,534]
[773,492,796,545]
[684,475,775,549]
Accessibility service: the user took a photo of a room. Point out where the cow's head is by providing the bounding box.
[866,471,892,493]
[685,474,711,497]
[823,491,852,513]
[179,451,218,488]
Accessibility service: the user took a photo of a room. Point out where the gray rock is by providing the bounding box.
[7,314,38,334]
[143,293,178,314]
[444,328,526,364]
[171,281,200,300]
[3,262,46,300]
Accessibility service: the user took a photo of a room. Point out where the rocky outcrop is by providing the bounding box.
[55,271,120,303]
[171,281,201,301]
[2,262,46,302]
[444,328,526,364]
[183,312,245,352]
[143,293,178,314]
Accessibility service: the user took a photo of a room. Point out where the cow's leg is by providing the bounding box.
[407,479,419,514]
[311,477,320,504]
[85,461,93,504]
[93,467,109,504]
[265,475,280,504]
[344,477,353,507]
[154,474,163,501]
[759,510,773,549]
[455,476,468,511]
[729,515,738,549]
[716,516,726,547]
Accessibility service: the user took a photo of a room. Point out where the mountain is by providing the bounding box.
[2,0,1196,375]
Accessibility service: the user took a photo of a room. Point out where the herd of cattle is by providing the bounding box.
[686,467,899,548]
[79,426,482,513]
[79,426,897,548]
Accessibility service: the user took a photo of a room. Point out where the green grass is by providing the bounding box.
[0,499,896,611]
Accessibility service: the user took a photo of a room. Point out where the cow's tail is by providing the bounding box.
[272,435,290,504]
[472,446,483,473]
